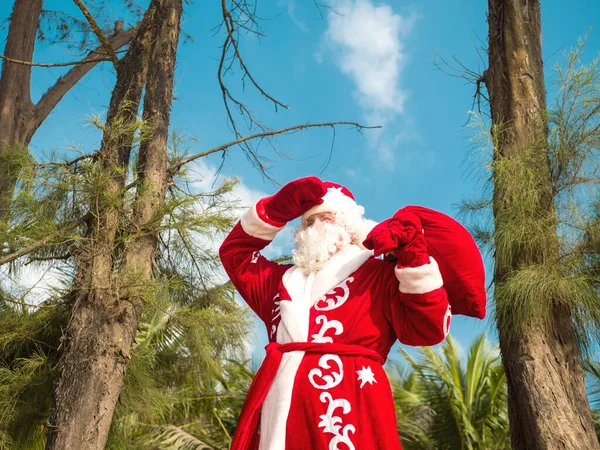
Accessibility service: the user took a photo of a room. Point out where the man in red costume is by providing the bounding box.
[220,176,454,449]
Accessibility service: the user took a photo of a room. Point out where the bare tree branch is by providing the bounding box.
[33,27,136,131]
[72,0,120,66]
[216,0,296,176]
[50,121,379,179]
[312,1,339,19]
[433,52,489,122]
[220,0,288,112]
[168,121,380,174]
[0,53,112,67]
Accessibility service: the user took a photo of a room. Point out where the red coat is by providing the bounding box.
[220,204,452,450]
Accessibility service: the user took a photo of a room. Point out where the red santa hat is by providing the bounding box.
[301,182,363,223]
[301,181,377,248]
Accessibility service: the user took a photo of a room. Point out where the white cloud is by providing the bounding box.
[325,1,411,116]
[322,0,417,168]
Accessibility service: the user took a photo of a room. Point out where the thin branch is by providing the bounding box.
[0,296,57,309]
[168,121,380,174]
[312,1,338,19]
[216,0,292,177]
[0,215,88,266]
[35,150,99,169]
[44,103,377,192]
[433,52,489,122]
[221,1,288,111]
[25,253,72,265]
[33,27,136,130]
[72,0,119,66]
[0,53,112,67]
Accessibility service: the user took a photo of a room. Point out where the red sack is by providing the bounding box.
[397,205,487,319]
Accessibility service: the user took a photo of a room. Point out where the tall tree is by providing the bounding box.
[485,0,600,447]
[44,0,183,447]
[0,0,134,221]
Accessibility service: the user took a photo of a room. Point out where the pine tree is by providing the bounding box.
[0,0,136,221]
[461,2,600,444]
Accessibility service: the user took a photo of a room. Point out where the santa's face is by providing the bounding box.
[292,212,352,275]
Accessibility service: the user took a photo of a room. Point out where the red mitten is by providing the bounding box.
[258,176,326,225]
[363,212,430,267]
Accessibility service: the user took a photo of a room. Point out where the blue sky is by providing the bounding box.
[1,0,599,358]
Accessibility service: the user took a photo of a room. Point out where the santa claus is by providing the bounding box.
[219,176,485,450]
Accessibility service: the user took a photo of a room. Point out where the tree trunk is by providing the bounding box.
[486,0,600,448]
[0,0,41,219]
[45,0,182,448]
[0,0,135,222]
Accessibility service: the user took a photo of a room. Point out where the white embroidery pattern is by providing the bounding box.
[311,315,343,343]
[443,304,452,337]
[270,293,281,340]
[251,251,260,264]
[318,392,356,450]
[356,366,377,389]
[308,276,355,449]
[315,277,354,311]
[308,354,344,389]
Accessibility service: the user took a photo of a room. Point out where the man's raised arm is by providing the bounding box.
[363,211,451,346]
[219,177,326,322]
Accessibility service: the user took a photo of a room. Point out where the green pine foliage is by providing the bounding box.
[461,41,600,351]
[0,302,65,450]
[0,125,255,449]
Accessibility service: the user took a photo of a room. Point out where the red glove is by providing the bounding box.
[362,211,429,267]
[258,176,326,225]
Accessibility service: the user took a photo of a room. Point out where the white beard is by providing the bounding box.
[292,222,353,275]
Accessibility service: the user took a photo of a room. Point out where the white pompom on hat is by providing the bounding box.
[301,182,362,223]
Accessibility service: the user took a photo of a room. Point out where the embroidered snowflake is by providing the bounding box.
[356,366,377,389]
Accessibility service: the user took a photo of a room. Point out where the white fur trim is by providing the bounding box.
[395,256,444,294]
[260,248,373,448]
[260,352,305,450]
[240,203,284,241]
[443,304,452,337]
[310,245,373,306]
[279,269,313,342]
[301,186,360,223]
[259,272,314,449]
[355,219,378,249]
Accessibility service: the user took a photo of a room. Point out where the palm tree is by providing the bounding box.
[387,365,434,450]
[0,280,252,450]
[390,333,510,450]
